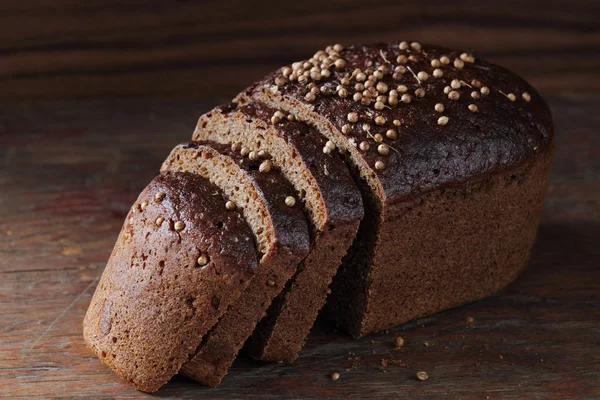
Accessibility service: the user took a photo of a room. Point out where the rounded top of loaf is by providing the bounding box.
[241,41,554,204]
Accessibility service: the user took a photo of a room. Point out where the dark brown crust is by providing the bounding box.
[193,102,363,362]
[83,172,258,392]
[237,42,553,204]
[354,149,553,334]
[237,42,555,337]
[162,142,310,386]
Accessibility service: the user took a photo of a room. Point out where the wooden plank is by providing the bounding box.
[0,94,599,398]
[0,0,599,101]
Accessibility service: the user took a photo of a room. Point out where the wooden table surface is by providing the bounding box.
[1,0,598,102]
[1,93,599,399]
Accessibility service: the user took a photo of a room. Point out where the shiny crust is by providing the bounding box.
[237,42,554,204]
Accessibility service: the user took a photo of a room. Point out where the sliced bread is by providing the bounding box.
[161,141,310,386]
[192,102,363,362]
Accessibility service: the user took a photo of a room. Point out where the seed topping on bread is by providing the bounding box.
[259,159,272,173]
[174,220,185,232]
[267,41,537,175]
[154,191,165,202]
[284,196,296,207]
[197,254,209,266]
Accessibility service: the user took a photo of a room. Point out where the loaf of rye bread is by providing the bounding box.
[160,141,310,387]
[192,102,363,363]
[235,42,554,337]
[83,172,258,391]
[85,41,554,391]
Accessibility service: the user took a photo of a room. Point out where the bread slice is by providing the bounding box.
[236,42,554,337]
[192,102,363,362]
[83,172,258,392]
[161,141,310,386]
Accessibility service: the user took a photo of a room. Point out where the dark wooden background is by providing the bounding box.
[1,1,599,399]
[0,0,599,102]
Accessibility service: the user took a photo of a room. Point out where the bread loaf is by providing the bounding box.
[85,41,554,391]
[192,102,363,362]
[236,42,554,336]
[161,141,310,386]
[83,172,258,391]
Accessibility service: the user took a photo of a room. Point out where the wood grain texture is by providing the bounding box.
[0,0,599,101]
[0,93,598,399]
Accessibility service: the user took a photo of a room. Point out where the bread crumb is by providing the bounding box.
[394,336,405,349]
[416,371,429,381]
[330,372,340,381]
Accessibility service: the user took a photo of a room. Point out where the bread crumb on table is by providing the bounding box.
[416,371,429,381]
[394,335,405,348]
